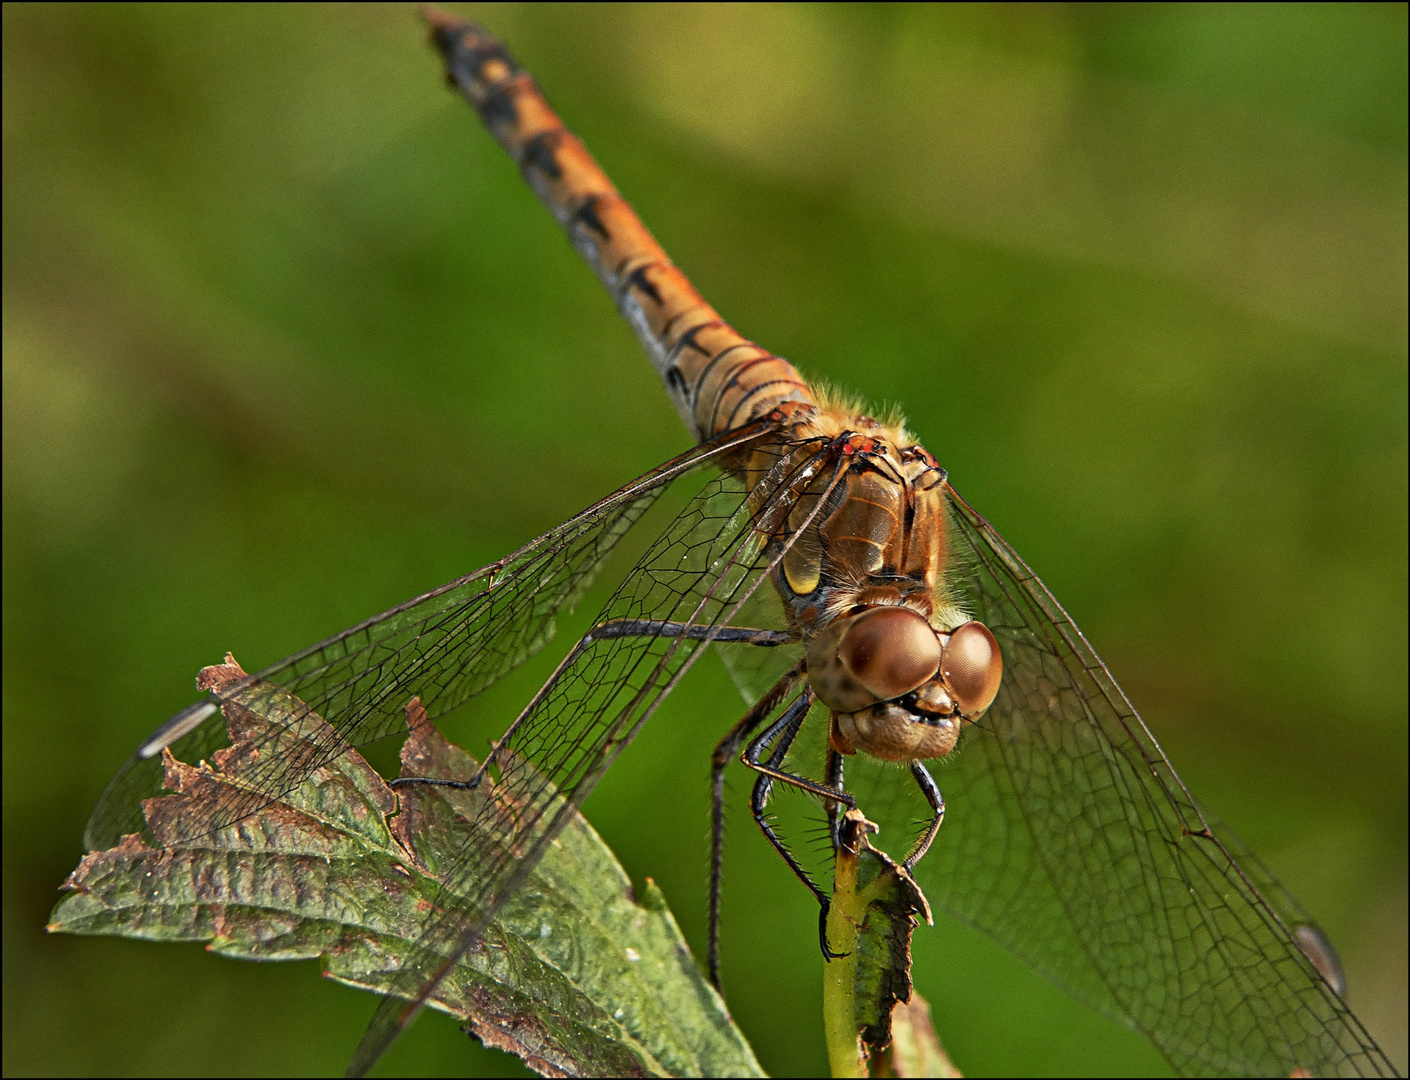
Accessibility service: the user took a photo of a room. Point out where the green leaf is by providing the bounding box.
[822,810,934,1078]
[50,658,764,1079]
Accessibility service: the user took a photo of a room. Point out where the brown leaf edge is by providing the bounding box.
[51,657,761,1079]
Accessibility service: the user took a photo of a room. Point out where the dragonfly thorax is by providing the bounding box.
[757,415,1003,760]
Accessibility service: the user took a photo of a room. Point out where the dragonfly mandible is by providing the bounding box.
[79,11,1396,1078]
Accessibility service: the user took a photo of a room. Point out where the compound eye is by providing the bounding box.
[838,606,942,702]
[941,621,1003,716]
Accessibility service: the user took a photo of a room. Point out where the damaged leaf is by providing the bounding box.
[50,657,762,1079]
[822,810,936,1078]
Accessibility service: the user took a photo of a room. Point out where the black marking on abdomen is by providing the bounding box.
[519,129,564,180]
[709,355,775,431]
[668,321,722,364]
[571,196,610,241]
[623,264,663,305]
[666,366,689,398]
[437,26,522,83]
[692,343,753,407]
[479,79,523,127]
[661,309,695,340]
[722,376,810,433]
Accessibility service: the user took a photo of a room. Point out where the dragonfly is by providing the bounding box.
[81,11,1395,1079]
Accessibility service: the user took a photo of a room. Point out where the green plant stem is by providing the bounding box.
[823,812,878,1078]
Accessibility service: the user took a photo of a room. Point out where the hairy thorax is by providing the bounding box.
[732,398,1002,763]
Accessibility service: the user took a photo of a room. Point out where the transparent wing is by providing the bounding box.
[909,485,1395,1077]
[712,570,804,706]
[84,421,777,852]
[347,438,839,1073]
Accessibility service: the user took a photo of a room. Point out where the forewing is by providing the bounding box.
[84,424,774,852]
[347,439,836,1074]
[915,485,1394,1078]
[712,574,804,706]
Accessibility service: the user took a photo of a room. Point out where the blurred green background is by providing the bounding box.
[4,3,1405,1076]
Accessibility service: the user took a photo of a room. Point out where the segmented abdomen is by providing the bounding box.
[429,14,816,441]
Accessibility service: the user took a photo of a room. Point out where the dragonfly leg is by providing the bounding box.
[742,705,855,811]
[587,619,792,646]
[901,759,946,871]
[742,694,856,963]
[708,663,806,990]
[824,746,846,853]
[388,775,479,791]
[392,622,791,801]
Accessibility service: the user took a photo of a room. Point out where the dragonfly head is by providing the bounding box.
[807,606,941,712]
[810,609,1002,761]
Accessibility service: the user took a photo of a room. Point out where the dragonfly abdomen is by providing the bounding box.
[428,12,815,440]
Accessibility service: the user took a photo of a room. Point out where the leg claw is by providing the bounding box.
[818,902,851,962]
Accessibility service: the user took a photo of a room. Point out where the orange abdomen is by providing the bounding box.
[429,14,816,440]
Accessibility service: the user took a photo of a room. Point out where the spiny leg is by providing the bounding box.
[902,759,946,871]
[588,620,792,646]
[824,746,846,853]
[743,695,828,902]
[743,709,855,808]
[743,694,856,963]
[708,663,806,990]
